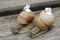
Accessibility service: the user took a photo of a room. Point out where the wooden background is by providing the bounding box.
[0,0,59,12]
[0,7,60,40]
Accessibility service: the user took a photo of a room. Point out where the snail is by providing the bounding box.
[10,4,35,34]
[27,7,55,38]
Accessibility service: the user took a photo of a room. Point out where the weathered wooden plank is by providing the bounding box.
[0,7,60,40]
[0,0,60,12]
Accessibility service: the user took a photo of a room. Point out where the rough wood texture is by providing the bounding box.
[0,0,59,12]
[0,7,60,40]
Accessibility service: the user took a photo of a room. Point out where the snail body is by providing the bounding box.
[35,7,55,30]
[28,8,55,38]
[11,4,35,34]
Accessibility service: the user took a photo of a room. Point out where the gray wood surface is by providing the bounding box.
[0,7,60,40]
[0,0,58,12]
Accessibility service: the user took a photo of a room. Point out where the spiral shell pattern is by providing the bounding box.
[35,12,55,30]
[17,11,35,24]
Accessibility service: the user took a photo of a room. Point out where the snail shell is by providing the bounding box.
[17,4,35,24]
[35,7,55,30]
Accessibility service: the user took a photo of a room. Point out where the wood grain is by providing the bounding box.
[0,0,59,12]
[0,7,60,40]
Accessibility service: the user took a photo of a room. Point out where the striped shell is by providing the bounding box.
[35,9,55,30]
[17,11,35,24]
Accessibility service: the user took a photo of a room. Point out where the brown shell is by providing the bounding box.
[17,11,35,24]
[35,13,55,30]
